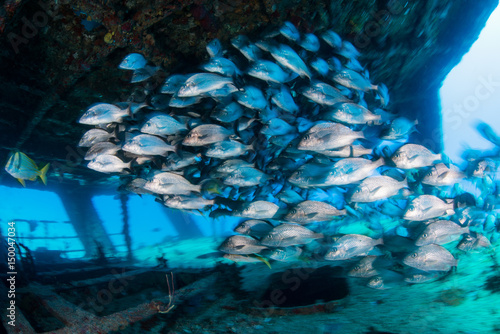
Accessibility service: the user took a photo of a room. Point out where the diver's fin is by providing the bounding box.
[39,163,50,185]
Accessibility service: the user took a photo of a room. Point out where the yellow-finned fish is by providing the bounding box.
[4,151,50,187]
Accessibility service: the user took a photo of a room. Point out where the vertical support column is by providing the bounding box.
[57,186,115,258]
[119,194,133,263]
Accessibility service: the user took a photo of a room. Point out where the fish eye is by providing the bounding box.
[422,233,428,238]
[411,253,418,258]
[304,135,310,140]
[332,247,337,252]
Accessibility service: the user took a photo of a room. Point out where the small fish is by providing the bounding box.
[279,21,300,42]
[415,220,469,246]
[205,140,253,159]
[176,73,235,97]
[234,219,274,238]
[87,154,131,173]
[201,57,241,77]
[141,113,187,136]
[321,30,342,49]
[325,234,383,261]
[421,163,464,186]
[310,58,329,77]
[218,235,268,255]
[297,122,364,151]
[323,102,381,125]
[161,195,215,210]
[261,119,296,136]
[350,176,408,203]
[261,223,323,247]
[144,172,201,195]
[391,144,442,169]
[323,158,384,186]
[267,246,303,262]
[130,65,159,83]
[267,43,312,79]
[235,86,268,110]
[300,81,350,106]
[367,270,404,290]
[232,201,280,219]
[78,103,128,125]
[284,200,346,223]
[231,35,262,62]
[457,233,491,252]
[298,33,320,52]
[5,151,49,186]
[403,244,457,272]
[212,159,254,176]
[403,195,455,221]
[118,178,153,196]
[161,74,190,94]
[381,117,418,140]
[247,60,291,84]
[206,38,223,58]
[221,167,272,187]
[332,69,377,91]
[347,256,380,278]
[276,187,304,204]
[404,271,442,284]
[118,53,147,70]
[123,134,176,156]
[162,152,200,172]
[338,41,361,59]
[270,85,299,114]
[78,128,115,147]
[84,142,120,161]
[476,121,500,147]
[183,124,232,146]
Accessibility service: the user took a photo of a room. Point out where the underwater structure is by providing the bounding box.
[0,0,500,333]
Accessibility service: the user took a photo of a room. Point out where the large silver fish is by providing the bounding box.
[177,73,235,97]
[284,200,346,224]
[218,235,267,255]
[144,172,201,195]
[141,113,187,136]
[391,144,442,169]
[78,103,128,125]
[350,176,408,202]
[260,223,323,247]
[87,154,131,173]
[123,134,176,156]
[415,220,469,246]
[232,201,280,219]
[403,195,455,221]
[325,234,383,261]
[182,124,232,146]
[403,244,457,272]
[297,122,365,151]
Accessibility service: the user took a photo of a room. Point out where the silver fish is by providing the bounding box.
[161,195,214,210]
[261,223,323,247]
[78,128,115,147]
[169,96,202,108]
[201,57,241,77]
[323,158,384,186]
[268,246,303,261]
[421,163,464,186]
[177,73,235,97]
[144,172,201,195]
[211,102,245,123]
[267,43,312,79]
[270,85,299,114]
[332,69,377,91]
[415,220,469,246]
[403,244,457,272]
[297,122,365,151]
[123,134,176,156]
[140,113,187,136]
[403,195,455,221]
[234,219,274,238]
[247,60,291,84]
[231,35,263,62]
[347,256,380,278]
[279,21,300,42]
[84,142,120,161]
[212,159,254,176]
[325,234,383,260]
[350,176,408,202]
[232,201,280,219]
[300,81,350,106]
[381,117,418,140]
[218,235,267,255]
[206,38,223,58]
[298,33,320,52]
[222,167,272,187]
[310,58,329,77]
[119,178,153,196]
[367,270,404,290]
[391,144,442,169]
[261,119,296,136]
[284,200,346,223]
[118,53,147,70]
[130,65,159,83]
[78,103,127,125]
[161,74,190,94]
[205,140,253,159]
[457,233,491,252]
[235,86,268,110]
[182,124,232,146]
[88,154,131,173]
[321,30,342,49]
[162,152,200,171]
[323,102,381,125]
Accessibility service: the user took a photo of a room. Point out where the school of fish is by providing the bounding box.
[78,22,499,289]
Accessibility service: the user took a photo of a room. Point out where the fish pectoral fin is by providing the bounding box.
[253,254,272,269]
[370,186,383,195]
[17,178,26,187]
[306,212,319,218]
[422,206,432,213]
[235,245,246,250]
[438,171,449,179]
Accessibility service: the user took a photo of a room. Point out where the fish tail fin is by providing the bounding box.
[440,152,451,168]
[374,157,385,168]
[39,163,50,185]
